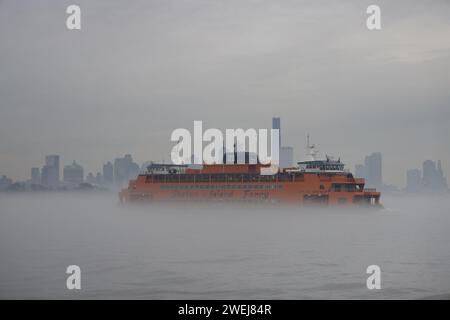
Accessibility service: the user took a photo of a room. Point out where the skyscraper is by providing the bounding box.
[0,175,12,190]
[405,160,447,193]
[45,155,60,176]
[422,159,448,191]
[280,146,293,168]
[355,152,382,189]
[272,117,294,168]
[63,161,84,185]
[422,160,436,189]
[406,169,421,193]
[355,164,365,179]
[364,152,382,189]
[31,167,40,185]
[114,154,140,187]
[272,117,281,148]
[103,161,114,185]
[437,160,448,189]
[41,155,60,188]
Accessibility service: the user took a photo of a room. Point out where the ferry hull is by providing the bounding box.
[119,168,381,207]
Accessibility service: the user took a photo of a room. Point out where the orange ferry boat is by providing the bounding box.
[119,140,381,207]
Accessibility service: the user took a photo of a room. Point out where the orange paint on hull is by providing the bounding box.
[119,164,381,207]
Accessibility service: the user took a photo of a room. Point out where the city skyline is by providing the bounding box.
[0,113,449,187]
[0,116,449,192]
[2,144,447,184]
[1,148,448,194]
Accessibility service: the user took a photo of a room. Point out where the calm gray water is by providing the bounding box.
[0,193,449,299]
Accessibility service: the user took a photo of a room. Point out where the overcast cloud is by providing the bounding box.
[0,0,449,186]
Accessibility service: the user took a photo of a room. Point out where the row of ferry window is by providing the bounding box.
[148,174,304,183]
[160,184,283,190]
[305,164,343,170]
[332,184,359,192]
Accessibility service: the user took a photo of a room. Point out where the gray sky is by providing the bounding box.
[1,0,449,186]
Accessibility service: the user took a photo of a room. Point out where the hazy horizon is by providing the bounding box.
[1,192,450,299]
[1,0,450,187]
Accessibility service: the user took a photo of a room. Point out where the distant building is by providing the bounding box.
[114,154,140,187]
[422,160,448,192]
[272,117,294,168]
[272,117,281,148]
[356,152,382,189]
[86,172,96,185]
[0,175,13,190]
[365,152,382,189]
[63,161,84,185]
[280,146,293,168]
[423,160,436,188]
[95,172,102,185]
[41,155,60,188]
[41,165,53,187]
[355,164,365,179]
[406,169,421,193]
[45,155,60,180]
[31,167,40,185]
[405,160,448,193]
[437,161,448,190]
[102,162,114,185]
